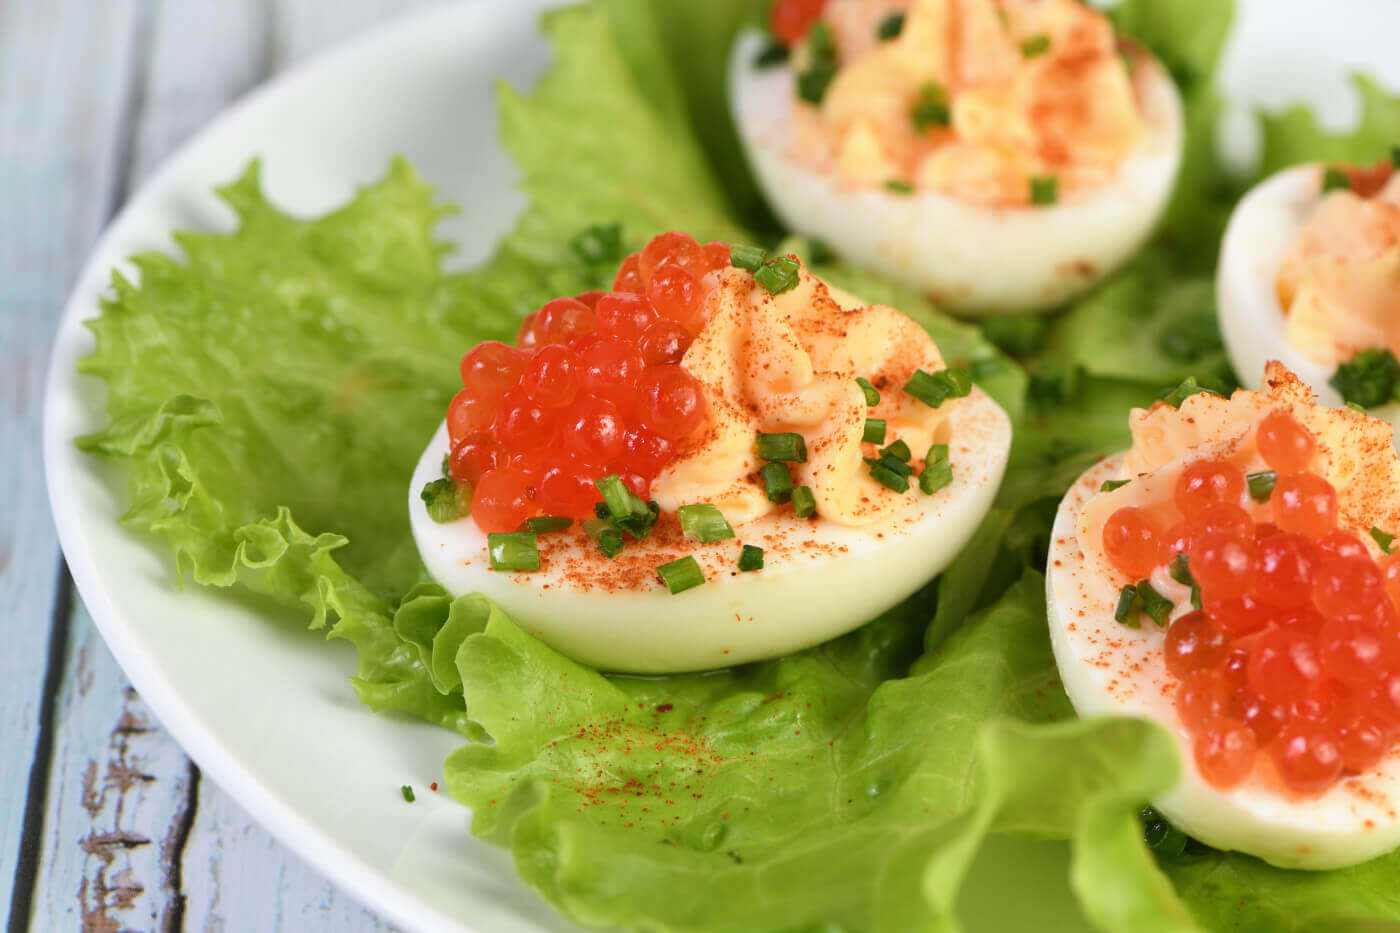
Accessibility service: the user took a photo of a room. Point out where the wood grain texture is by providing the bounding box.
[0,0,150,924]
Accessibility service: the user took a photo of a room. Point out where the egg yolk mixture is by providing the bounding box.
[1276,162,1400,368]
[1080,363,1400,796]
[772,0,1146,205]
[441,230,970,550]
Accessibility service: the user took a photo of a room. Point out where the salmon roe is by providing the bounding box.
[445,231,730,531]
[769,0,827,44]
[1101,414,1400,796]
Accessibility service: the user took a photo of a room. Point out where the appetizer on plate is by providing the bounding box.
[1218,156,1400,431]
[1048,362,1400,869]
[730,0,1183,313]
[411,231,1011,672]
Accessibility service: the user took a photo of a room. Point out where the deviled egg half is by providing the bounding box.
[730,0,1184,314]
[1218,157,1400,431]
[1048,362,1400,869]
[410,232,1011,673]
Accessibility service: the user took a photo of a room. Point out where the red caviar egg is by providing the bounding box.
[1102,507,1161,578]
[520,344,580,407]
[1257,410,1316,474]
[1247,628,1322,705]
[448,432,503,486]
[639,231,701,282]
[533,297,597,346]
[1191,528,1256,600]
[1252,533,1316,607]
[578,336,645,404]
[614,253,645,293]
[1175,459,1246,518]
[447,389,496,444]
[1195,718,1257,789]
[638,319,693,366]
[471,469,535,533]
[1176,669,1232,731]
[640,364,707,441]
[460,341,523,401]
[770,0,826,44]
[1272,722,1344,795]
[595,291,657,340]
[1272,472,1338,538]
[647,262,705,334]
[1163,611,1230,678]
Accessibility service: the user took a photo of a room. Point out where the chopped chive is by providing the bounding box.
[1330,347,1400,408]
[756,431,808,462]
[1392,145,1400,169]
[1114,585,1141,627]
[570,222,623,264]
[616,499,661,540]
[856,377,881,406]
[880,439,912,462]
[1322,166,1352,193]
[678,503,735,543]
[760,461,795,503]
[488,532,540,572]
[1372,526,1396,554]
[904,367,972,408]
[1137,580,1172,627]
[754,38,790,68]
[754,255,801,295]
[583,518,625,558]
[918,444,953,495]
[868,460,910,493]
[791,485,817,518]
[796,22,838,104]
[863,418,887,445]
[1246,471,1277,503]
[519,515,573,534]
[884,178,915,195]
[401,785,415,803]
[1019,32,1051,58]
[1140,806,1188,857]
[876,11,905,40]
[1100,479,1130,492]
[866,453,914,477]
[441,453,451,479]
[1159,376,1223,408]
[738,544,765,572]
[657,556,706,594]
[1168,553,1202,611]
[1348,401,1368,413]
[911,81,950,132]
[1029,174,1058,206]
[730,243,767,272]
[420,478,466,524]
[595,474,650,532]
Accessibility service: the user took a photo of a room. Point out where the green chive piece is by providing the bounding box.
[678,503,735,543]
[596,474,638,520]
[1246,470,1277,503]
[911,81,950,132]
[1159,376,1223,408]
[1029,174,1059,206]
[884,178,915,195]
[570,223,623,264]
[1169,553,1202,611]
[796,22,838,104]
[657,556,706,594]
[1322,166,1352,193]
[615,499,660,541]
[441,453,451,479]
[754,255,802,295]
[488,532,540,572]
[876,11,905,40]
[738,544,765,572]
[1100,479,1130,492]
[1140,806,1188,857]
[1137,580,1172,627]
[1372,526,1396,554]
[881,439,912,463]
[730,243,767,272]
[791,485,817,518]
[868,460,910,493]
[583,518,625,558]
[1331,347,1400,408]
[1019,33,1051,58]
[1114,585,1141,627]
[904,367,972,408]
[918,444,953,495]
[761,461,795,503]
[863,418,887,445]
[1392,145,1400,169]
[856,377,881,406]
[518,515,572,534]
[756,431,808,462]
[420,478,465,524]
[401,785,415,803]
[867,453,914,477]
[754,39,789,68]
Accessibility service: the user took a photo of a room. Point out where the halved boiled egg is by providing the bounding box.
[729,0,1183,314]
[410,232,1011,673]
[1217,159,1400,429]
[1047,363,1400,869]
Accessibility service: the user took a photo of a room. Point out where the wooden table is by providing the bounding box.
[1,2,450,928]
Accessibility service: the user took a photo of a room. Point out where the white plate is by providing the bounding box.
[42,2,1400,931]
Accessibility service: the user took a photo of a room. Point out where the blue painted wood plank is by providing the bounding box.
[0,0,149,924]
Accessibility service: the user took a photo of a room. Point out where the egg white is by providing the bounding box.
[1217,163,1400,430]
[409,388,1010,674]
[728,31,1184,315]
[1047,453,1400,870]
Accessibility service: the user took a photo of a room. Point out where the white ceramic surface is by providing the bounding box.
[41,1,1400,931]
